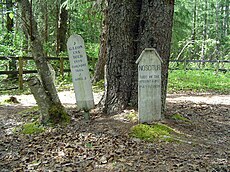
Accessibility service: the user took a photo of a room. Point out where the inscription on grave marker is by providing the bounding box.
[136,48,162,123]
[67,34,94,110]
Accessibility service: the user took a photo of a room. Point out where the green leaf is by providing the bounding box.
[9,13,14,19]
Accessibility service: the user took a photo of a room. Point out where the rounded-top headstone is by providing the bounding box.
[136,48,162,123]
[67,34,94,110]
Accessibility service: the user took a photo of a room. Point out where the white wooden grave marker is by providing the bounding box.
[136,48,162,123]
[67,34,94,111]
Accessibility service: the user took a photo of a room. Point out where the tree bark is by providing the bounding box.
[56,0,68,55]
[92,3,108,83]
[6,0,13,32]
[215,0,220,60]
[201,0,208,66]
[27,76,52,123]
[42,1,48,56]
[0,0,4,29]
[6,0,17,78]
[224,0,229,36]
[136,0,174,114]
[103,0,141,114]
[103,0,174,115]
[18,0,69,124]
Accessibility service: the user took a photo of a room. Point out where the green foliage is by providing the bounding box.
[92,80,104,92]
[172,0,192,55]
[172,114,191,123]
[85,142,93,148]
[171,0,229,61]
[0,0,102,78]
[126,112,137,122]
[56,74,73,91]
[86,42,100,72]
[168,70,230,93]
[21,122,44,135]
[130,123,176,142]
[3,96,19,104]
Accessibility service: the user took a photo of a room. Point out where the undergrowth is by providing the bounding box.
[168,70,230,94]
[1,70,229,95]
[14,122,45,135]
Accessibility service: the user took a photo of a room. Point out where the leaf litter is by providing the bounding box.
[0,92,229,171]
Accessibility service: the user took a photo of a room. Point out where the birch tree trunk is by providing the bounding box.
[18,0,69,124]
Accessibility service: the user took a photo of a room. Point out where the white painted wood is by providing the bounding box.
[136,48,162,123]
[67,34,94,110]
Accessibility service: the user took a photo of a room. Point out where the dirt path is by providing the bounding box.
[0,91,104,107]
[0,92,229,171]
[0,91,229,106]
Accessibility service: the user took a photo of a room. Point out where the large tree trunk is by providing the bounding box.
[103,0,141,114]
[103,0,174,115]
[135,0,174,114]
[18,0,69,124]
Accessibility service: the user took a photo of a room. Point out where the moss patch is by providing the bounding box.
[130,123,178,142]
[172,114,191,123]
[48,104,70,124]
[21,122,44,135]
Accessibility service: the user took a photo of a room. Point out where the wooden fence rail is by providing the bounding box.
[0,56,70,90]
[0,56,229,90]
[169,59,230,71]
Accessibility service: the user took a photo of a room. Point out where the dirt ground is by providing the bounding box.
[0,91,229,171]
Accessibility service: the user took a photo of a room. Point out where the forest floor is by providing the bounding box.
[0,91,229,171]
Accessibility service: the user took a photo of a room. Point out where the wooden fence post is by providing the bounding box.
[184,60,188,71]
[60,57,64,77]
[216,60,220,74]
[18,57,23,90]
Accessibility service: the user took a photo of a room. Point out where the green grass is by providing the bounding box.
[168,70,230,94]
[1,70,229,95]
